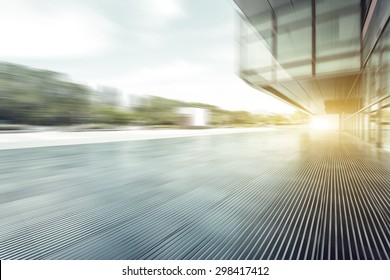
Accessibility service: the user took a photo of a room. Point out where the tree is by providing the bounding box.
[290,110,310,124]
[0,62,91,125]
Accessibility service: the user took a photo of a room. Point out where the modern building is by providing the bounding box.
[233,0,389,148]
[176,107,209,127]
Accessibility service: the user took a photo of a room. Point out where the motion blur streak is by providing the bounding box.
[0,129,389,259]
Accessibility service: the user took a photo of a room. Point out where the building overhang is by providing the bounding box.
[234,0,362,115]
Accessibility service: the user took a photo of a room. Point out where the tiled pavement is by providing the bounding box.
[0,129,389,259]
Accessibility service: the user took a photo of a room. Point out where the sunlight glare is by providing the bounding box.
[310,115,338,130]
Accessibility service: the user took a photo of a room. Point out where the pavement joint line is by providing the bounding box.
[0,127,276,150]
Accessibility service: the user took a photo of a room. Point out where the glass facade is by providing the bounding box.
[238,0,361,80]
[316,0,361,75]
[344,19,390,149]
[235,0,390,149]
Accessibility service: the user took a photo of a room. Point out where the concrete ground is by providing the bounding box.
[0,128,389,259]
[0,127,275,150]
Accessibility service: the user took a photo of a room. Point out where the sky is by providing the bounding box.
[0,0,295,114]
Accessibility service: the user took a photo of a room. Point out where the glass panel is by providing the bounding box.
[381,22,390,97]
[380,24,390,150]
[316,0,360,76]
[252,11,272,32]
[383,106,390,152]
[251,11,272,51]
[246,41,272,70]
[362,0,390,64]
[240,20,273,73]
[316,0,360,14]
[276,0,311,26]
[277,26,312,65]
[276,1,311,68]
[371,45,381,100]
[316,56,360,75]
[369,111,376,143]
[282,64,312,78]
[316,12,360,58]
[239,17,276,83]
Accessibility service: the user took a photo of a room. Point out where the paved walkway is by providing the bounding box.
[0,127,274,150]
[0,129,389,259]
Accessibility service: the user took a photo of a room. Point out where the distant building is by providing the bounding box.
[90,85,149,111]
[177,107,209,128]
[91,85,124,108]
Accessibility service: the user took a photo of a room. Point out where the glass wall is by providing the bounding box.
[239,19,274,84]
[316,0,361,75]
[236,0,390,150]
[276,0,312,77]
[343,20,390,149]
[238,0,362,82]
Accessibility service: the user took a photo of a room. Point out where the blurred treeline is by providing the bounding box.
[134,97,308,126]
[0,62,91,125]
[0,62,309,127]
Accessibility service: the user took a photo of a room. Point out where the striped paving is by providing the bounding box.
[0,129,389,259]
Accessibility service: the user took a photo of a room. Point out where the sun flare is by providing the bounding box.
[310,115,338,130]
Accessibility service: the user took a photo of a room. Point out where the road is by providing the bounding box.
[0,128,389,259]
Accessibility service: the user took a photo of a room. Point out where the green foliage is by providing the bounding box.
[0,62,91,125]
[134,96,180,125]
[91,106,134,125]
[290,110,310,123]
[0,61,303,128]
[230,111,255,124]
[269,114,290,125]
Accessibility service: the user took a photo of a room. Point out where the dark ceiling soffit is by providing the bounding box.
[240,77,311,114]
[324,99,362,114]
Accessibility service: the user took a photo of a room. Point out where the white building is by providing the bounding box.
[177,107,209,127]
